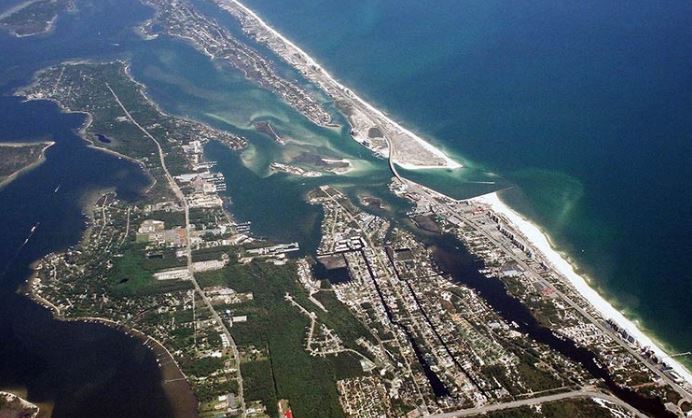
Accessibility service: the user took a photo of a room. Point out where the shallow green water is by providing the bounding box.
[222,0,692,367]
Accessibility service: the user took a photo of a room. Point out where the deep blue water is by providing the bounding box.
[0,1,187,416]
[0,96,175,418]
[0,1,690,414]
[240,0,692,366]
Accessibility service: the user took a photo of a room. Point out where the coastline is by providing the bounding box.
[216,0,692,394]
[13,61,169,191]
[394,160,462,171]
[2,0,687,412]
[22,186,199,418]
[0,0,41,20]
[0,391,39,418]
[0,0,62,38]
[15,96,148,168]
[26,274,199,418]
[473,191,692,385]
[0,140,55,189]
[9,64,200,416]
[12,59,252,414]
[216,0,462,170]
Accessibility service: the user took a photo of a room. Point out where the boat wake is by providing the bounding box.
[0,222,40,278]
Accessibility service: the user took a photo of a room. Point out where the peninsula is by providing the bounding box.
[206,0,692,410]
[140,0,332,128]
[0,0,73,37]
[142,0,461,170]
[9,1,692,417]
[19,58,692,416]
[0,141,54,188]
[0,391,39,418]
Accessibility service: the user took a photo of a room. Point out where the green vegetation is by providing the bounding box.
[308,291,375,347]
[192,246,232,262]
[486,398,615,418]
[147,210,186,227]
[195,379,234,406]
[186,357,225,377]
[109,244,189,296]
[503,277,563,327]
[0,0,69,36]
[197,259,363,417]
[241,359,276,408]
[0,141,51,186]
[21,62,202,201]
[516,363,561,392]
[22,60,245,414]
[189,208,218,225]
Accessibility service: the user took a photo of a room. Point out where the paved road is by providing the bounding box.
[460,211,692,405]
[384,129,690,413]
[428,389,647,418]
[108,83,247,415]
[387,127,691,408]
[321,187,432,413]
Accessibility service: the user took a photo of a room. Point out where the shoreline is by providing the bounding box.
[0,140,55,189]
[394,160,463,171]
[473,191,692,385]
[14,62,162,190]
[16,96,149,167]
[23,187,199,416]
[10,66,199,416]
[12,59,250,415]
[0,0,62,39]
[0,0,41,20]
[216,0,462,170]
[0,391,39,418]
[216,0,692,391]
[26,275,199,418]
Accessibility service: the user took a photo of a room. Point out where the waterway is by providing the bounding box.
[0,96,179,417]
[427,232,674,417]
[238,0,692,372]
[1,0,689,415]
[0,0,195,416]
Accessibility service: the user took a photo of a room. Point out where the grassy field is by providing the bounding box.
[109,244,190,296]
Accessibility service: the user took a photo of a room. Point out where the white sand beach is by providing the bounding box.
[217,0,462,170]
[474,191,692,385]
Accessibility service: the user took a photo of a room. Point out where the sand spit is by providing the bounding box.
[215,0,462,170]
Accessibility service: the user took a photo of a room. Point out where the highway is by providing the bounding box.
[107,83,247,415]
[460,210,692,406]
[428,388,647,418]
[384,126,691,412]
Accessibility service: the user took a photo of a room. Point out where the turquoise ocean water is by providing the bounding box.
[1,2,690,405]
[235,0,692,367]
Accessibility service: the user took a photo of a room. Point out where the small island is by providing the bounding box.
[0,141,54,188]
[0,0,72,38]
[0,392,39,418]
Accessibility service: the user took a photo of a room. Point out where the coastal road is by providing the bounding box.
[107,83,247,415]
[386,126,692,406]
[427,388,648,418]
[383,121,691,409]
[459,210,692,405]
